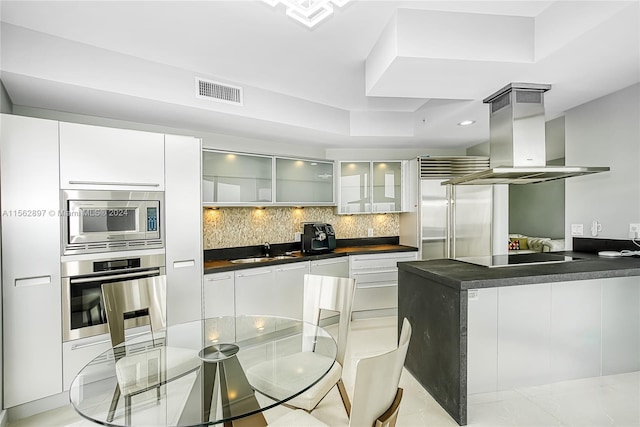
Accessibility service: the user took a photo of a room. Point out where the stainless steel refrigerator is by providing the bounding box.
[420,180,493,260]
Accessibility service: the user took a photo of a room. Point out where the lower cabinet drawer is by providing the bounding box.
[351,270,397,285]
[63,335,113,391]
[352,285,397,311]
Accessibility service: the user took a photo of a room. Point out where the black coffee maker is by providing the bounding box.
[302,223,336,254]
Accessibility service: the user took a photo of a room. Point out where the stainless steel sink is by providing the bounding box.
[229,255,296,264]
[229,257,271,264]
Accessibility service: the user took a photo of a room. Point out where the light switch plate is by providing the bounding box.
[367,228,374,237]
[571,224,584,236]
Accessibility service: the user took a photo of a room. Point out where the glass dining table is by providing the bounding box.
[69,315,337,426]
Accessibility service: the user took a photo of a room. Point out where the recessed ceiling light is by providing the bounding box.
[457,120,476,126]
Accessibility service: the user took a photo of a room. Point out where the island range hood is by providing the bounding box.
[443,83,609,185]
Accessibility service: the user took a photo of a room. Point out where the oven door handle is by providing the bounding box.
[69,269,162,284]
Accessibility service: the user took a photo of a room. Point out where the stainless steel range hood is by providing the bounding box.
[443,83,609,185]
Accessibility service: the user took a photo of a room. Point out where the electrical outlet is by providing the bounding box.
[571,224,584,236]
[629,224,640,239]
[367,228,374,237]
[294,232,302,242]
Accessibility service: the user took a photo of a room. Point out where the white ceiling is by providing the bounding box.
[1,0,638,150]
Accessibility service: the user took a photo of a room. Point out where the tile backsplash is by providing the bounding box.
[203,207,399,249]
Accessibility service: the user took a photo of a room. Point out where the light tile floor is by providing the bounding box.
[8,316,640,427]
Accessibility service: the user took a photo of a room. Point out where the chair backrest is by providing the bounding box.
[348,318,412,427]
[303,274,356,365]
[101,276,167,347]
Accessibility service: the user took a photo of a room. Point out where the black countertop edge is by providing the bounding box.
[204,244,418,275]
[398,251,640,291]
[204,236,402,262]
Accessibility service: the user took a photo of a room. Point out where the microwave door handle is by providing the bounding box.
[69,269,162,284]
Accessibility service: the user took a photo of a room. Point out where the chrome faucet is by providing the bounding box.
[263,242,271,257]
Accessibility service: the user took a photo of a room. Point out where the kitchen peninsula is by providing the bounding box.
[398,249,640,425]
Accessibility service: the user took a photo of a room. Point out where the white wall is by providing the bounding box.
[565,83,640,244]
[0,81,12,113]
[12,106,326,159]
[326,147,465,161]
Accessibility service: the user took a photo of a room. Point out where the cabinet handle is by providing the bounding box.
[206,275,232,281]
[357,282,397,289]
[352,269,397,275]
[68,180,161,187]
[275,265,308,272]
[236,270,270,278]
[173,260,195,269]
[15,275,51,287]
[311,259,345,267]
[70,331,149,350]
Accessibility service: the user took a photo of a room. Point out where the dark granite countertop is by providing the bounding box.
[398,251,640,290]
[204,244,418,274]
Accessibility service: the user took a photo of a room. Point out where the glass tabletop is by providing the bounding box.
[69,316,337,426]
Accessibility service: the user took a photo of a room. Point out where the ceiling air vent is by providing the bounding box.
[195,77,243,106]
[419,156,489,179]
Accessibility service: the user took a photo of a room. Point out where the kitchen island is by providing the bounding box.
[398,252,640,425]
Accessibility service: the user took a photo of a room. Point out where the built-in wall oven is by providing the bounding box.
[61,190,164,255]
[61,253,166,342]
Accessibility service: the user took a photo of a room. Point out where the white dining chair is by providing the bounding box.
[246,274,356,414]
[102,277,200,425]
[268,317,412,427]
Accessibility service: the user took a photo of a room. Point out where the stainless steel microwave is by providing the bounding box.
[62,190,164,255]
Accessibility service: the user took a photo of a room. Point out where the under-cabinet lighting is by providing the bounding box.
[457,120,476,126]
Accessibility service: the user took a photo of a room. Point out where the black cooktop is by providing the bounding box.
[455,252,582,268]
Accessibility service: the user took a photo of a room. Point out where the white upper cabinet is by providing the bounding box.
[59,122,165,190]
[202,150,335,207]
[202,150,272,205]
[372,161,403,212]
[338,161,371,214]
[275,158,334,205]
[338,161,406,214]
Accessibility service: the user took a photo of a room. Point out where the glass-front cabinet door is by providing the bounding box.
[275,158,334,205]
[372,161,403,212]
[202,151,272,204]
[339,162,371,214]
[338,160,405,214]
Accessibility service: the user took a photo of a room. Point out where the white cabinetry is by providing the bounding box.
[235,266,276,316]
[165,134,202,325]
[235,262,309,318]
[274,262,309,319]
[467,288,498,394]
[202,151,272,204]
[338,161,406,214]
[1,115,62,407]
[467,278,640,396]
[62,335,112,391]
[204,272,235,318]
[59,122,165,190]
[309,257,349,278]
[275,158,334,205]
[497,284,552,389]
[349,252,417,315]
[202,150,335,207]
